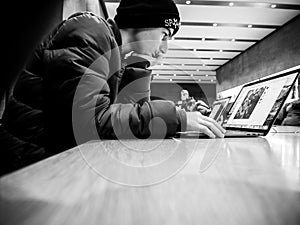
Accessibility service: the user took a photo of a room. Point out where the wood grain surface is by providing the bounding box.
[0,129,299,225]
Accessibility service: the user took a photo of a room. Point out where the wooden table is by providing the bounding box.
[1,127,299,225]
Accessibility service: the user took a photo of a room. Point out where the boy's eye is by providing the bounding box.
[162,33,169,41]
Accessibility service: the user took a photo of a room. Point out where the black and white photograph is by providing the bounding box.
[264,85,292,126]
[234,86,266,119]
[1,0,300,225]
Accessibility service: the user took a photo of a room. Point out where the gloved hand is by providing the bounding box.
[123,54,151,69]
[117,55,153,104]
[130,52,163,67]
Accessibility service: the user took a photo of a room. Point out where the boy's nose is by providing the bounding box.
[160,40,168,54]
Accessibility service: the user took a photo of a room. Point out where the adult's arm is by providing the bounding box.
[41,12,186,144]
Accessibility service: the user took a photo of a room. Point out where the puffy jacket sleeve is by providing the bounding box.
[72,55,187,141]
[117,55,152,104]
[42,13,186,144]
[97,55,187,139]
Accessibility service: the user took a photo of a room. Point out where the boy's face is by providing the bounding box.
[131,27,172,60]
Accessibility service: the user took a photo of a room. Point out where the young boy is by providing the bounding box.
[12,0,225,154]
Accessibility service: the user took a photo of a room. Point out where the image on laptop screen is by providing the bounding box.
[209,97,231,124]
[224,71,299,131]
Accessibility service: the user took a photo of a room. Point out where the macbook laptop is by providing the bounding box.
[176,69,299,138]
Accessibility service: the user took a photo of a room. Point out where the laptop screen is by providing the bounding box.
[209,97,231,122]
[224,71,299,131]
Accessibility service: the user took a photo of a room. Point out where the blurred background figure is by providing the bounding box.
[176,89,211,116]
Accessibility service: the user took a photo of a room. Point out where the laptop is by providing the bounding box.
[208,96,231,125]
[176,69,300,138]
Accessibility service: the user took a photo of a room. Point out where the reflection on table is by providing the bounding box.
[0,127,299,225]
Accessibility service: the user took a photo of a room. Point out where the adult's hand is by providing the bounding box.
[131,52,163,67]
[186,111,226,138]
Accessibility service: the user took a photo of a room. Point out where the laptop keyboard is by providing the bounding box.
[225,130,260,136]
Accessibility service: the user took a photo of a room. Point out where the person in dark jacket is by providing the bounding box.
[0,0,63,176]
[176,89,211,115]
[12,0,225,154]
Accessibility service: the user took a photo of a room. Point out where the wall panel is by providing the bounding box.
[217,15,300,92]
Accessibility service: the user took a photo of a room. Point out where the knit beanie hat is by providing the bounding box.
[114,0,180,37]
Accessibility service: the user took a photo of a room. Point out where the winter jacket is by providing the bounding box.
[13,12,187,153]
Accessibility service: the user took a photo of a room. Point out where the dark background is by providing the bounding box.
[1,0,63,98]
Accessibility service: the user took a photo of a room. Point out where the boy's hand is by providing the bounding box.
[186,111,226,138]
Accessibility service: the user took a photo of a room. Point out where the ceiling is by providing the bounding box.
[104,0,300,84]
